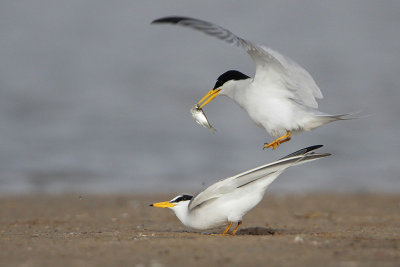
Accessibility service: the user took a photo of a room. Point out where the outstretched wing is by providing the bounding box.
[188,146,330,210]
[152,16,323,108]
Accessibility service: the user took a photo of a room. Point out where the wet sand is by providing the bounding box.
[1,194,399,266]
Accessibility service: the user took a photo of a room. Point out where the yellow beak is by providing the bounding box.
[150,201,176,208]
[197,89,221,108]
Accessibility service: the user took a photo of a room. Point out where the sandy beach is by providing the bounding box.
[1,193,399,266]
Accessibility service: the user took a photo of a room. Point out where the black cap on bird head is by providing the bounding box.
[213,70,250,89]
[171,194,193,203]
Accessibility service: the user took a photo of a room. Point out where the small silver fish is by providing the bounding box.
[190,104,216,133]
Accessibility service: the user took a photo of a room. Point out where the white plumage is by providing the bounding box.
[151,145,330,235]
[152,16,350,149]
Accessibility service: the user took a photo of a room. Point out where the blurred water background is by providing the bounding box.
[1,1,399,195]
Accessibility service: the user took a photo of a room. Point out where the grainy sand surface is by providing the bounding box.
[1,194,399,266]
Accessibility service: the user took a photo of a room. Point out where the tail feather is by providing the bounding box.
[317,110,361,121]
[326,113,356,120]
[307,112,358,130]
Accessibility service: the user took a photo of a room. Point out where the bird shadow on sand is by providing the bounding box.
[154,227,301,236]
[198,227,300,236]
[236,227,298,236]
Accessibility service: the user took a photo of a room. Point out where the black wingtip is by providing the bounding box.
[303,145,323,152]
[279,145,324,160]
[151,16,190,25]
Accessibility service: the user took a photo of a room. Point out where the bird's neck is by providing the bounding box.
[220,78,252,107]
[171,202,191,226]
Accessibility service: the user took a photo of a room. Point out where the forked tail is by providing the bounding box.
[309,112,358,129]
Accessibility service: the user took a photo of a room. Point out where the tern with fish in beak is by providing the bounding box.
[150,145,330,235]
[152,16,352,150]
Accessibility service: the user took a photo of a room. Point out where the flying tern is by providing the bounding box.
[152,16,351,150]
[150,145,330,235]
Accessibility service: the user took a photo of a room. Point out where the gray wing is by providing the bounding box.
[188,146,330,210]
[152,16,323,108]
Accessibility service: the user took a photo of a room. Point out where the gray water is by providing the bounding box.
[1,1,399,195]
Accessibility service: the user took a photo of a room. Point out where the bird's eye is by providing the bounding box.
[171,197,182,203]
[181,195,193,201]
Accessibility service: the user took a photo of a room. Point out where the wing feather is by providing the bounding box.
[152,16,323,108]
[188,146,330,210]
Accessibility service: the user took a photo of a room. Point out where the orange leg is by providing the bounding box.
[264,131,292,150]
[231,221,242,236]
[222,222,233,235]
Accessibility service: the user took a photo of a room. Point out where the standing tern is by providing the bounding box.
[150,145,330,235]
[152,16,351,150]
